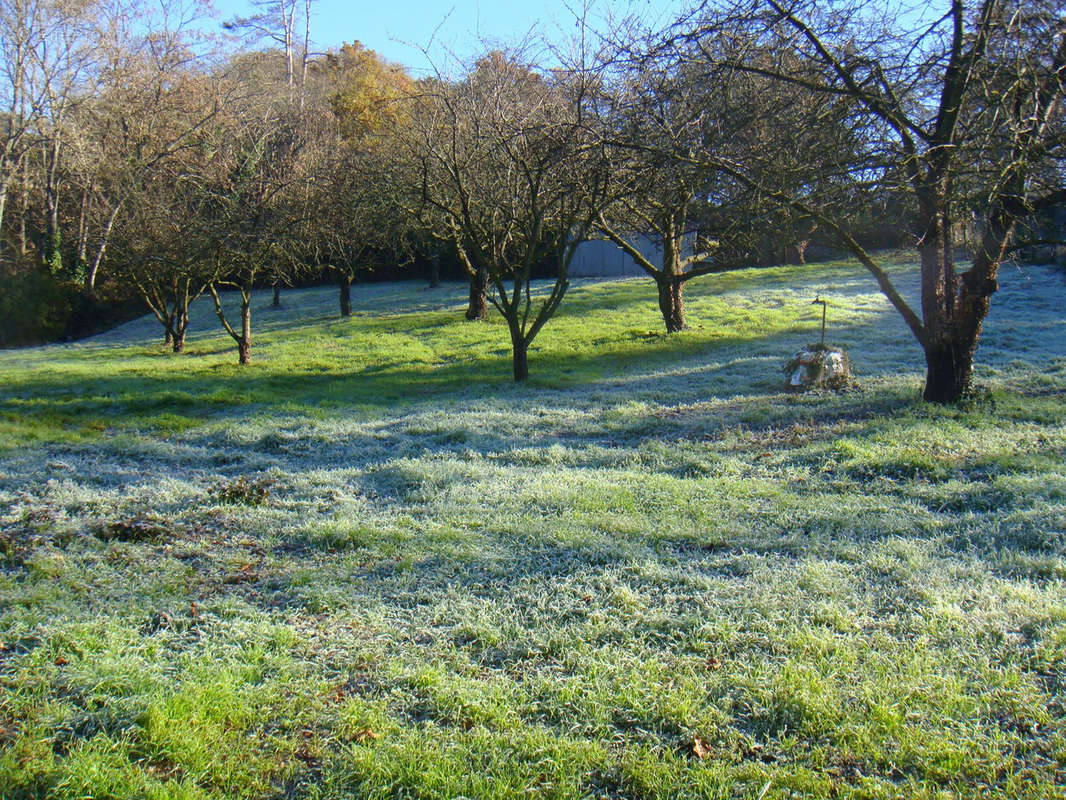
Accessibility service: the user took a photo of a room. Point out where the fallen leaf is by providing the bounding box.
[692,736,711,759]
[354,728,380,744]
[705,656,722,670]
[54,656,68,666]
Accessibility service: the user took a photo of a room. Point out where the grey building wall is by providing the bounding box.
[570,235,657,277]
[569,234,696,277]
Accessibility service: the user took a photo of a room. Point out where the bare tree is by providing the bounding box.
[111,181,210,352]
[223,2,317,312]
[672,0,1066,403]
[315,41,418,316]
[404,50,612,381]
[70,1,222,293]
[596,57,754,332]
[223,0,316,103]
[0,0,105,274]
[0,0,47,244]
[307,142,414,316]
[202,93,307,364]
[106,97,222,353]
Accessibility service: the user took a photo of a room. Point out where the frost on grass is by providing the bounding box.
[0,260,1065,799]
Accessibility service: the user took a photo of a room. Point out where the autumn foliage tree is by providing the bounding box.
[313,42,417,316]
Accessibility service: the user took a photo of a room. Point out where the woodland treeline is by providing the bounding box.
[1,0,1063,402]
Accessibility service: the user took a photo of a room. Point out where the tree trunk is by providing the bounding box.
[466,265,488,321]
[922,341,975,403]
[86,203,121,294]
[238,297,251,364]
[920,204,1012,404]
[43,137,63,274]
[918,204,955,323]
[284,5,295,92]
[657,278,686,333]
[17,200,26,257]
[510,326,529,382]
[272,283,281,307]
[18,159,29,256]
[300,0,311,109]
[339,272,352,317]
[659,227,686,333]
[913,196,1012,404]
[0,183,7,253]
[918,208,971,402]
[428,254,441,288]
[209,281,252,365]
[76,187,89,278]
[786,239,810,264]
[172,309,188,353]
[85,234,104,293]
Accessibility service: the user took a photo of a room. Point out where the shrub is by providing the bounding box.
[0,269,78,347]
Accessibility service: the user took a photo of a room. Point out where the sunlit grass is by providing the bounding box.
[1,257,1064,799]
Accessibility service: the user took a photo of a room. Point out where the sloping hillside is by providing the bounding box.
[1,259,1064,799]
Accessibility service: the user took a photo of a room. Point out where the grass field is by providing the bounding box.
[1,256,1065,800]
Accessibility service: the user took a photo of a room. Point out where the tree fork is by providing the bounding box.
[172,310,188,353]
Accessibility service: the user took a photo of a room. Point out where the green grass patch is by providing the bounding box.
[1,258,1064,798]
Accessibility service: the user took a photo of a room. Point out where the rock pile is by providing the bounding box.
[784,344,853,392]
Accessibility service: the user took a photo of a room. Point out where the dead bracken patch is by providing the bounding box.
[93,516,173,543]
[208,475,274,506]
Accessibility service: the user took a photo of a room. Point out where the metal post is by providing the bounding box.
[812,297,827,348]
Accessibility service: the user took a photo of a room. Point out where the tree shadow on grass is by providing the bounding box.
[2,258,1063,493]
[0,303,905,422]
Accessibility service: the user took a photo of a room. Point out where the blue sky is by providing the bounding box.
[207,0,689,75]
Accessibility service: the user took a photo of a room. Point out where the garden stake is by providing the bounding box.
[812,296,827,347]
